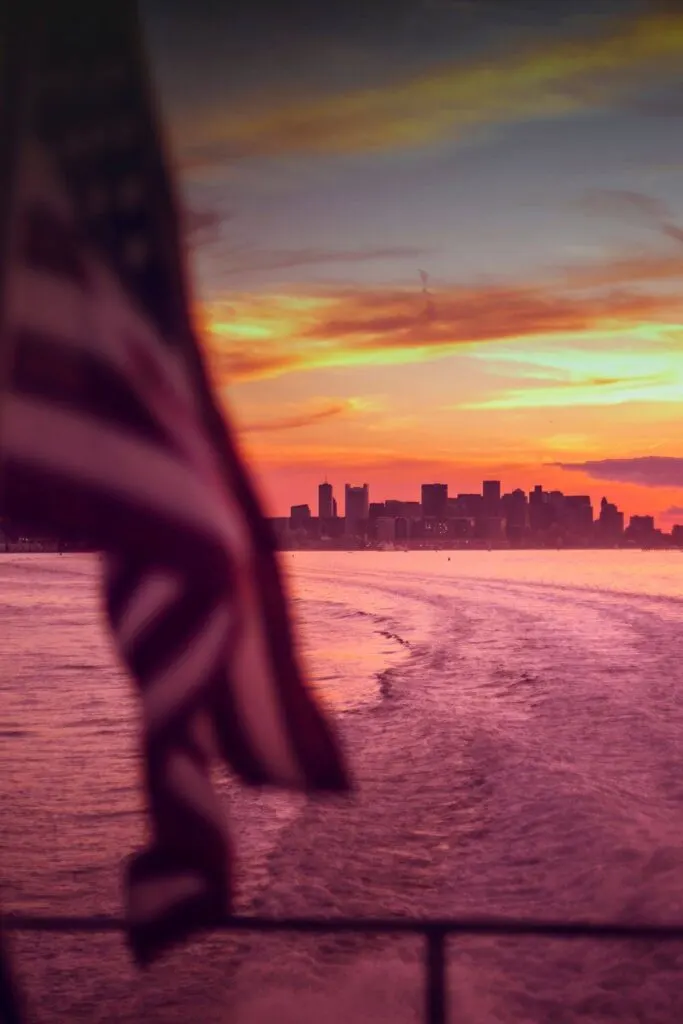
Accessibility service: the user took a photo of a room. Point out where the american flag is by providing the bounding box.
[0,2,350,965]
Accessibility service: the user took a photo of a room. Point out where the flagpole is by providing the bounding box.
[0,10,38,1020]
[0,5,34,504]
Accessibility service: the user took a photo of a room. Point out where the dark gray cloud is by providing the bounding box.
[184,206,231,247]
[219,245,430,275]
[555,456,683,487]
[578,188,683,247]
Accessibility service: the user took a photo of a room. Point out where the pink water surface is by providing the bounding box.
[2,549,683,1022]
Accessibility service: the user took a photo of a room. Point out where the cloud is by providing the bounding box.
[577,188,683,247]
[560,251,683,289]
[307,285,675,347]
[461,372,681,410]
[661,504,683,518]
[183,206,230,248]
[241,399,359,433]
[579,189,669,224]
[242,439,510,473]
[179,10,683,166]
[555,457,683,487]
[204,249,683,384]
[209,348,299,382]
[217,245,430,275]
[460,339,683,409]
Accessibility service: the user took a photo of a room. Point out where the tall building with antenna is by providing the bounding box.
[318,480,334,519]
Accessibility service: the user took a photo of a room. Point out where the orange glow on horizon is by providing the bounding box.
[197,254,683,525]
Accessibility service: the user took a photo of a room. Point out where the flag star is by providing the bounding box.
[123,234,149,268]
[86,184,109,218]
[118,177,144,211]
[96,64,128,88]
[62,128,105,159]
[108,119,137,148]
[41,68,76,95]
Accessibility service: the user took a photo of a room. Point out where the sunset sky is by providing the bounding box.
[143,0,682,524]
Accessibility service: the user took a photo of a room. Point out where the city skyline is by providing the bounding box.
[279,471,679,530]
[289,476,678,534]
[277,475,682,548]
[143,1,682,526]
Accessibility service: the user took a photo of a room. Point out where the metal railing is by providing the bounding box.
[4,913,683,1023]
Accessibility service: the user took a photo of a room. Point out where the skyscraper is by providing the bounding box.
[290,504,312,528]
[318,481,333,519]
[501,488,528,542]
[421,483,448,518]
[482,480,501,516]
[345,483,369,533]
[598,496,624,539]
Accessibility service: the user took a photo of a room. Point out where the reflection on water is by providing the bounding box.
[2,550,683,1022]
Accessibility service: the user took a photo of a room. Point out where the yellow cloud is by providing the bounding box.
[461,341,683,409]
[180,11,683,163]
[202,260,683,386]
[239,397,367,433]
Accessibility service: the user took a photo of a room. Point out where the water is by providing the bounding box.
[2,549,683,1022]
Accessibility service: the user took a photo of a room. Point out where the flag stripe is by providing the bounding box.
[217,574,305,786]
[5,453,348,786]
[127,873,205,926]
[123,573,225,681]
[186,417,350,786]
[2,396,237,546]
[165,752,227,837]
[215,443,351,787]
[0,25,350,966]
[11,260,230,502]
[141,604,232,732]
[12,330,173,447]
[21,203,89,284]
[116,569,180,649]
[5,396,345,785]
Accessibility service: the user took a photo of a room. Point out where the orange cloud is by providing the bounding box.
[241,398,360,433]
[240,440,509,472]
[179,10,683,165]
[203,256,683,384]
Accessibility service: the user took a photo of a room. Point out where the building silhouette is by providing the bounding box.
[386,499,421,518]
[318,481,334,520]
[597,497,624,541]
[345,483,369,535]
[626,515,656,545]
[453,493,483,518]
[421,483,448,519]
[482,480,501,516]
[290,504,312,529]
[270,475,681,550]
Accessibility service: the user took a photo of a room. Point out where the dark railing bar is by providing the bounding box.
[5,914,683,1024]
[425,930,447,1024]
[5,913,683,940]
[0,929,26,1024]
